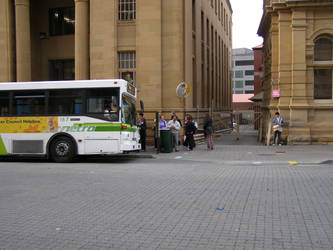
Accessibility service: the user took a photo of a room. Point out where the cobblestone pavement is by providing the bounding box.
[0,136,333,249]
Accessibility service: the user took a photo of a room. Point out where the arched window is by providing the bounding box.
[314,38,332,61]
[314,36,333,99]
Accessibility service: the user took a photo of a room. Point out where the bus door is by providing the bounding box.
[84,89,120,153]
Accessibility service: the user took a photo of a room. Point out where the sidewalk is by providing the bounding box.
[136,134,333,165]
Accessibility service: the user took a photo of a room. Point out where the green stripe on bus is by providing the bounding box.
[94,126,121,132]
[73,123,137,132]
[94,126,137,132]
[0,136,8,155]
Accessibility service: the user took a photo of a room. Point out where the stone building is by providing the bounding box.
[0,0,233,133]
[258,0,333,144]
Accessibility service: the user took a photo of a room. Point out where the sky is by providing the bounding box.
[230,0,264,49]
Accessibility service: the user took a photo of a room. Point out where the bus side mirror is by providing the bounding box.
[140,100,144,111]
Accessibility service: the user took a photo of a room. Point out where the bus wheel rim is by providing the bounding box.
[56,142,69,156]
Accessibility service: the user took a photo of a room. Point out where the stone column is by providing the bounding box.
[184,0,193,110]
[15,0,31,82]
[90,0,117,79]
[0,0,15,82]
[75,0,89,80]
[288,9,310,144]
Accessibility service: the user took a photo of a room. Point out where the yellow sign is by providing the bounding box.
[0,117,58,133]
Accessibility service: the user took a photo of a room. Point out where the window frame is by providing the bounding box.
[118,51,136,86]
[118,0,136,21]
[49,59,75,81]
[313,35,333,101]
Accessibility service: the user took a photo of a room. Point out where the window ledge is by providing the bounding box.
[117,20,136,25]
[313,61,333,66]
[314,99,333,104]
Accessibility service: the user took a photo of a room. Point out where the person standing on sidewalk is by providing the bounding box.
[203,113,214,150]
[272,112,284,146]
[159,115,167,130]
[138,112,147,151]
[167,115,181,152]
[184,115,196,151]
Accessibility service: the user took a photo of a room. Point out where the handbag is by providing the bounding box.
[273,124,279,131]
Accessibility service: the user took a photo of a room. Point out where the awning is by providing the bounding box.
[249,91,263,102]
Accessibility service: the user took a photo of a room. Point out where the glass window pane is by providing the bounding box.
[235,71,243,78]
[245,80,254,86]
[49,7,75,36]
[13,91,45,116]
[314,38,332,61]
[235,81,243,88]
[314,69,332,99]
[49,59,74,81]
[86,88,119,121]
[0,93,9,116]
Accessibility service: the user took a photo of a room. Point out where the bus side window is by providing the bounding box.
[13,91,45,116]
[49,89,83,115]
[86,88,119,121]
[0,92,9,116]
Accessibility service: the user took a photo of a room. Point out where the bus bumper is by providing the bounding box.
[121,141,141,151]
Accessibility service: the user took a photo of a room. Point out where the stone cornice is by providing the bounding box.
[258,0,333,38]
[225,0,233,14]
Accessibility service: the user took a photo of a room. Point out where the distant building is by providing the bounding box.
[232,94,255,111]
[258,0,333,145]
[232,48,254,94]
[252,45,263,97]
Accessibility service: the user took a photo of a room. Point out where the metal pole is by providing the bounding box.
[236,113,240,141]
[155,112,160,153]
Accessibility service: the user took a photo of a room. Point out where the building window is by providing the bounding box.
[314,69,332,99]
[118,0,136,21]
[235,90,243,94]
[118,51,136,85]
[245,90,254,94]
[235,60,254,66]
[235,81,243,88]
[49,7,75,36]
[313,37,333,99]
[314,38,332,61]
[235,71,243,78]
[245,80,254,86]
[49,59,75,81]
[245,70,254,76]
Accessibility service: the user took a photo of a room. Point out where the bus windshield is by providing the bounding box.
[121,94,136,125]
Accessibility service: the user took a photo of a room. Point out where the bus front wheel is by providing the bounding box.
[50,136,75,163]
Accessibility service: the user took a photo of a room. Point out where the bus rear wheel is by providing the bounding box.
[50,136,75,163]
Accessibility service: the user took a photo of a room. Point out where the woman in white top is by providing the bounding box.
[167,116,181,152]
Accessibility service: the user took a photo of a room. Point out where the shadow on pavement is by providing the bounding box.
[0,153,154,164]
[216,134,263,146]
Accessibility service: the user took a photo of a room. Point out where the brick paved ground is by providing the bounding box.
[0,135,333,249]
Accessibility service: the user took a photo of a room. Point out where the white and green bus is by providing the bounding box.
[0,79,141,162]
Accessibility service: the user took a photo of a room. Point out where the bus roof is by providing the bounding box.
[0,79,130,91]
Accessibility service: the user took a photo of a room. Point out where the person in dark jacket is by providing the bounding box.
[138,112,147,151]
[184,115,196,151]
[203,113,214,150]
